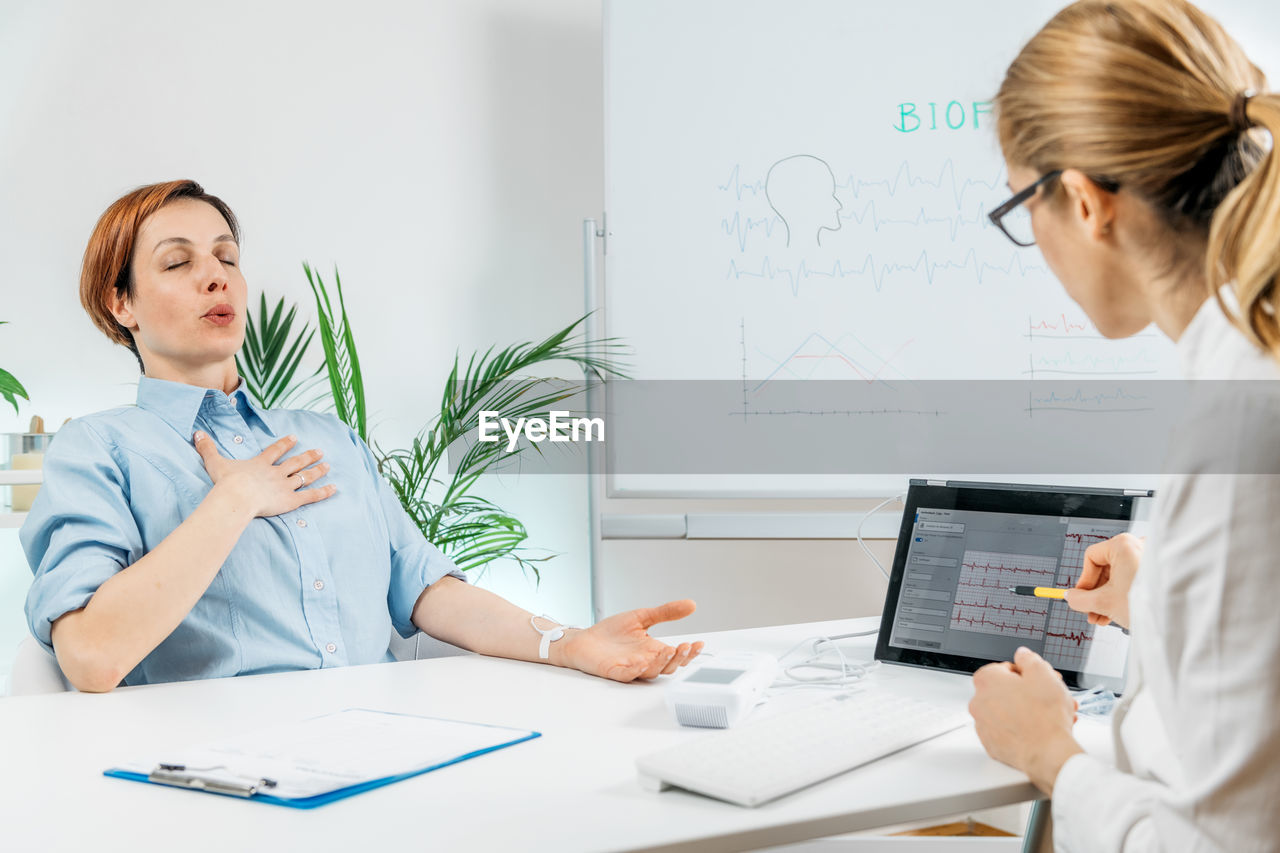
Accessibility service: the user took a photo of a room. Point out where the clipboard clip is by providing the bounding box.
[148,764,278,798]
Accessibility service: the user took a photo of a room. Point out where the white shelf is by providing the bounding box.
[1,512,28,528]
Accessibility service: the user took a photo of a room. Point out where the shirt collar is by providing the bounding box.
[136,376,274,437]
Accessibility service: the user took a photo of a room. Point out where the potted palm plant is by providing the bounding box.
[237,268,625,579]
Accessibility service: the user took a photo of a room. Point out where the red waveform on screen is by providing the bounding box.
[951,612,1043,636]
[953,598,1046,618]
[957,578,1023,592]
[1046,629,1092,647]
[962,561,1056,577]
[1064,533,1109,544]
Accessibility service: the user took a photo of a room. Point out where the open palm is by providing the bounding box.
[568,599,704,683]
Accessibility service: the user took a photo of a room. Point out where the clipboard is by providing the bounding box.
[104,708,541,809]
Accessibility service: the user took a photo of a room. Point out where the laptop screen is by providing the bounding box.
[875,480,1150,692]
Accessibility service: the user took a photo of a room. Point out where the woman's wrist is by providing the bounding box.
[204,478,260,524]
[548,627,585,669]
[1026,733,1084,797]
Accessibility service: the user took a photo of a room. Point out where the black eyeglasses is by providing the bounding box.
[988,170,1062,247]
[988,170,1121,247]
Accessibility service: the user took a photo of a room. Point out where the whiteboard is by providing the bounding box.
[602,0,1280,497]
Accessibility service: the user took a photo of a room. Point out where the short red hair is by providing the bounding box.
[80,180,240,370]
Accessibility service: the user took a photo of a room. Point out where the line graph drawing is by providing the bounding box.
[749,328,913,389]
[732,319,939,417]
[949,550,1055,639]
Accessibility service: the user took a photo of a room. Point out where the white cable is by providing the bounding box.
[858,493,905,581]
[766,635,881,694]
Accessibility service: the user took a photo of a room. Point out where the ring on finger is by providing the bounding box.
[296,472,307,487]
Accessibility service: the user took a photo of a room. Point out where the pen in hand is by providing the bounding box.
[1007,586,1068,600]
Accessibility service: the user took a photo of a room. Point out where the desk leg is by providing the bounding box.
[1021,799,1053,853]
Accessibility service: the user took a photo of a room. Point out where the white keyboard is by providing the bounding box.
[636,689,971,807]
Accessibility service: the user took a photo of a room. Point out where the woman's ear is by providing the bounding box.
[108,288,138,332]
[1058,169,1117,241]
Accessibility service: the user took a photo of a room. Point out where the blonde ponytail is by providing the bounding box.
[1208,93,1280,355]
[996,0,1280,357]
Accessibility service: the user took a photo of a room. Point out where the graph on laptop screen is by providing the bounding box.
[890,508,1128,673]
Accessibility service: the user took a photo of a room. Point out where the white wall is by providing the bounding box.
[0,0,607,677]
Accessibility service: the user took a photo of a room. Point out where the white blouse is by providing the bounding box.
[1052,294,1280,852]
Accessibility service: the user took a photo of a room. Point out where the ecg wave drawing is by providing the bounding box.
[720,201,1000,252]
[838,200,995,242]
[1026,386,1155,416]
[1029,314,1091,336]
[1025,350,1162,377]
[720,212,783,252]
[727,250,1049,296]
[717,160,1005,210]
[1031,388,1150,407]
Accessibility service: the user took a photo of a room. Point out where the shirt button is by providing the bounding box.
[296,518,308,528]
[313,579,325,591]
[325,643,337,654]
[233,435,244,444]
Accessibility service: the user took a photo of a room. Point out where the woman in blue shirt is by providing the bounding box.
[21,179,703,692]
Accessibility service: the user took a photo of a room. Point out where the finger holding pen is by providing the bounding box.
[1064,533,1142,631]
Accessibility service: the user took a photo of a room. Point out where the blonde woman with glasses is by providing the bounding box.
[967,1,1280,850]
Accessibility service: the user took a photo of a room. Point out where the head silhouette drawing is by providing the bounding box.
[765,155,843,248]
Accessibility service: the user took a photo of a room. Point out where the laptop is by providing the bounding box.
[874,479,1153,694]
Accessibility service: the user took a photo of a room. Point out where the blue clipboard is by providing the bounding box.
[103,709,541,809]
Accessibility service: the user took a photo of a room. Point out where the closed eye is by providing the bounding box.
[165,261,188,271]
[221,259,237,266]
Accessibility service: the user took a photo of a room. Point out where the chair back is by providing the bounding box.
[9,635,72,695]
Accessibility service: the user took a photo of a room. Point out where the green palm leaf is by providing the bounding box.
[0,322,29,416]
[372,316,628,579]
[0,367,28,416]
[235,293,324,411]
[305,262,367,441]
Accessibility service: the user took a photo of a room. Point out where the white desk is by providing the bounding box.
[0,617,1112,852]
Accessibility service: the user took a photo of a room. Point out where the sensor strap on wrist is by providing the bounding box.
[530,614,576,660]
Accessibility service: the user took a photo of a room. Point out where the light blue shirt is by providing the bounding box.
[21,376,465,686]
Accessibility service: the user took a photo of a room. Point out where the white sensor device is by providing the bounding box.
[665,653,778,728]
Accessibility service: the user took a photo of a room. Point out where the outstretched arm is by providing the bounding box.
[410,576,703,681]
